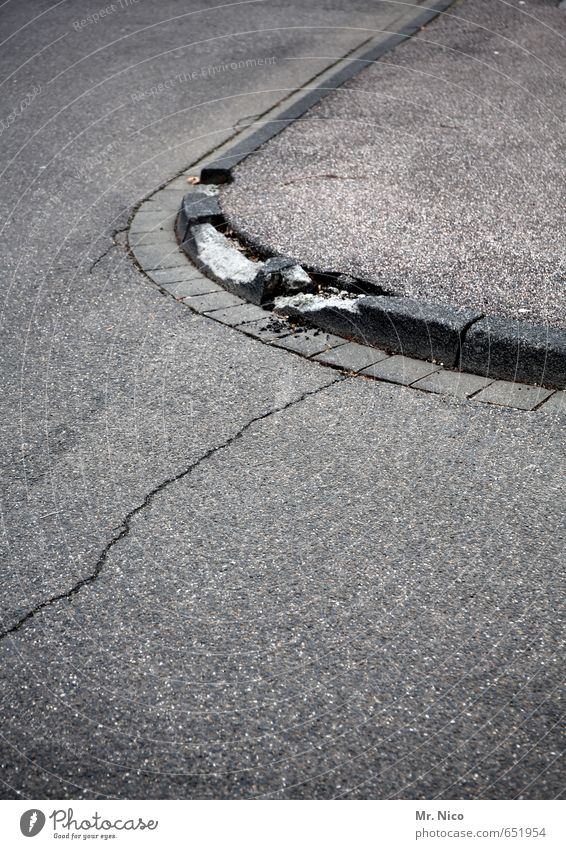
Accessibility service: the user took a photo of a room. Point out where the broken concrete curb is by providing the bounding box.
[275,293,482,367]
[179,185,566,388]
[177,188,311,305]
[181,0,566,390]
[177,187,223,237]
[126,177,564,413]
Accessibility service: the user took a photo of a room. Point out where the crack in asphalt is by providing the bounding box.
[87,226,129,274]
[0,375,344,641]
[88,243,118,274]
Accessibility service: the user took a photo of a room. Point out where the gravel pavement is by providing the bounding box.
[222,0,566,328]
[0,0,564,801]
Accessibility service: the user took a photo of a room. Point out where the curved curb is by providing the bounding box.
[127,177,564,414]
[218,204,566,390]
[187,0,566,391]
[179,182,566,392]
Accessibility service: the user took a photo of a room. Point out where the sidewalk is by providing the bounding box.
[221,0,566,329]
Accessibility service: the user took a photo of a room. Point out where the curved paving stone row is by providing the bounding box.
[128,174,565,415]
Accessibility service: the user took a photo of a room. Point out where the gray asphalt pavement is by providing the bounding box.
[0,0,564,800]
[222,0,566,328]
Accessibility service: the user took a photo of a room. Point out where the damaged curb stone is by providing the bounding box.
[179,221,263,303]
[177,191,312,305]
[274,293,482,366]
[460,316,566,389]
[255,256,312,298]
[177,186,223,239]
[181,0,565,391]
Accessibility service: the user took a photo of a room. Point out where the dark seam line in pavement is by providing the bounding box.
[0,376,344,642]
[454,313,485,369]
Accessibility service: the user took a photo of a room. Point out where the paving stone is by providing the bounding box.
[163,278,221,299]
[182,290,243,313]
[473,380,554,411]
[147,267,210,286]
[129,210,177,236]
[159,176,193,193]
[129,226,177,247]
[136,198,175,215]
[141,193,182,213]
[235,315,294,341]
[205,303,266,326]
[412,369,493,398]
[271,328,346,357]
[538,390,566,414]
[313,341,389,372]
[360,355,440,385]
[132,243,187,271]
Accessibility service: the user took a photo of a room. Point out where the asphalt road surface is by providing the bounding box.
[0,0,563,799]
